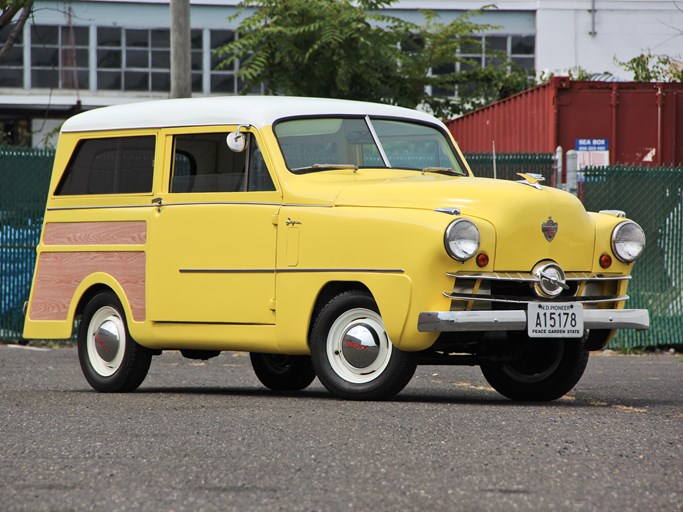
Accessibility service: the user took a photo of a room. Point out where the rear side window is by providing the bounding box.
[55,136,155,195]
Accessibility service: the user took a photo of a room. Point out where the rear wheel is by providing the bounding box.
[250,353,316,391]
[310,291,417,400]
[78,291,152,392]
[481,339,589,401]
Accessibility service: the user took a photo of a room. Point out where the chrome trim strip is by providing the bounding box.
[47,204,160,211]
[180,268,405,274]
[418,309,649,332]
[283,203,334,208]
[567,275,630,282]
[446,272,631,282]
[180,269,275,274]
[162,201,283,207]
[47,202,334,211]
[443,292,629,304]
[365,115,391,167]
[152,320,273,326]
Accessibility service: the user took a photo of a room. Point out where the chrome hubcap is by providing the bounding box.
[87,306,125,377]
[341,323,380,368]
[94,320,120,363]
[327,308,392,384]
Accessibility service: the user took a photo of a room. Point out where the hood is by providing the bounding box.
[333,174,595,271]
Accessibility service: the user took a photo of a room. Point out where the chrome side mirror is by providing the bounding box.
[226,125,249,152]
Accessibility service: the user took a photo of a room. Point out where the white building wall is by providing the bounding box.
[535,1,683,77]
[402,1,683,77]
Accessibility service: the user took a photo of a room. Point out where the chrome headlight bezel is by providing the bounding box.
[611,221,646,263]
[444,219,480,261]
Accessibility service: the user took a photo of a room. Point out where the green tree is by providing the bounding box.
[0,1,33,65]
[215,0,533,118]
[617,51,683,82]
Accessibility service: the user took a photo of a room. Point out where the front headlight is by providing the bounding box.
[612,221,646,263]
[445,219,480,261]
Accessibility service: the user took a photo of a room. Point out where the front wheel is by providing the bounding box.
[309,291,417,400]
[78,291,152,392]
[250,353,316,391]
[480,339,589,401]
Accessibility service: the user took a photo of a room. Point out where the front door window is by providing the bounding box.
[170,132,275,193]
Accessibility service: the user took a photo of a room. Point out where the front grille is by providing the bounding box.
[445,271,629,311]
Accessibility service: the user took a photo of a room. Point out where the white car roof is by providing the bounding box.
[61,96,445,133]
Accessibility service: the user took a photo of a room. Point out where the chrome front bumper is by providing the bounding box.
[418,309,650,333]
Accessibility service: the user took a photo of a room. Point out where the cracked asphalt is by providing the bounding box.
[0,344,681,511]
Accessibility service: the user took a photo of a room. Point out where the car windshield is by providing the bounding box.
[274,117,467,175]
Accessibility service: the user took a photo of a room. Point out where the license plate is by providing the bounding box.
[527,303,584,338]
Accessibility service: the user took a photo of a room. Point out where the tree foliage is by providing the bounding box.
[215,0,533,118]
[0,1,33,65]
[616,51,683,82]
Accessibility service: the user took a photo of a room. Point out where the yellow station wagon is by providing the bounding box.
[23,96,648,401]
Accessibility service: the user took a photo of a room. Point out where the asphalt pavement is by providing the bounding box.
[0,344,681,512]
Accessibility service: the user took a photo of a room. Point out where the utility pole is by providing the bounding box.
[170,0,192,98]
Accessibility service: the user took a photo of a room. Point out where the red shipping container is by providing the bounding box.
[446,77,683,167]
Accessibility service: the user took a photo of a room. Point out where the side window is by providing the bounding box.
[247,136,276,192]
[171,132,275,193]
[55,136,155,195]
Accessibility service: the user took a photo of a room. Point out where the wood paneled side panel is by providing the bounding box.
[44,221,147,245]
[30,252,146,322]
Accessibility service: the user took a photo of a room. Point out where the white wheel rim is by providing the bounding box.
[86,306,126,377]
[326,308,392,384]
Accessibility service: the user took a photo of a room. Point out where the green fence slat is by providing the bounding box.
[583,165,683,349]
[0,146,54,340]
[464,152,555,183]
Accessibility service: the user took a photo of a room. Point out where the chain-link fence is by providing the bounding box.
[0,147,54,339]
[1,148,680,349]
[582,166,683,349]
[465,153,555,183]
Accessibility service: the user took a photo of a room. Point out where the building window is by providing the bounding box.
[97,27,202,93]
[432,34,535,98]
[31,24,89,89]
[458,35,535,71]
[190,29,203,93]
[0,23,24,87]
[210,29,237,94]
[97,27,123,90]
[510,35,535,72]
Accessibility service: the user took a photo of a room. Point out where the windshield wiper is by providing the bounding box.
[291,163,359,174]
[421,166,458,176]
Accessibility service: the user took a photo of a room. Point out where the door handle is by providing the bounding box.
[152,197,163,211]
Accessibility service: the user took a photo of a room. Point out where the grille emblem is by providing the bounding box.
[542,217,558,242]
[534,263,569,298]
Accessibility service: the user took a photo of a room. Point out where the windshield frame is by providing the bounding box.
[272,114,468,176]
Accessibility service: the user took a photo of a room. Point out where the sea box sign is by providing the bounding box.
[575,138,609,169]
